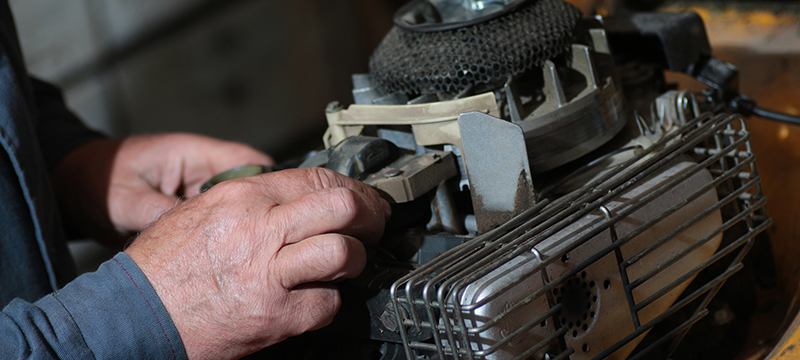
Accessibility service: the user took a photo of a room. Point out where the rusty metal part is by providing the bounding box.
[429,180,468,234]
[458,110,535,233]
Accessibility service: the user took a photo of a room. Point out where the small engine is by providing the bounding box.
[233,1,776,359]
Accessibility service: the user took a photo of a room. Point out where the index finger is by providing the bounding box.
[254,167,388,211]
[267,186,388,245]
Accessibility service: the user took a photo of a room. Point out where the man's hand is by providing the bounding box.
[125,168,390,360]
[53,133,274,245]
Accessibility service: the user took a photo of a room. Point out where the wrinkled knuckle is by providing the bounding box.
[212,178,254,199]
[293,288,341,335]
[303,167,341,189]
[312,289,341,324]
[326,291,342,316]
[324,235,351,270]
[329,188,359,221]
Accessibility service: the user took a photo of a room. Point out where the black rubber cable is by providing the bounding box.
[752,106,800,126]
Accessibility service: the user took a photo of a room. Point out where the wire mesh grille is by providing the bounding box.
[389,112,770,360]
[369,0,580,95]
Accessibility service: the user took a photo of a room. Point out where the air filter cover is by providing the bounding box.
[369,0,582,95]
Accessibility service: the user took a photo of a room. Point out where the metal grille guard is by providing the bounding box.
[389,112,771,360]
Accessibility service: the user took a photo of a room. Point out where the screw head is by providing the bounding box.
[325,101,342,113]
[385,169,403,178]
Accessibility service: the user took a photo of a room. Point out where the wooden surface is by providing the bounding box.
[768,311,800,359]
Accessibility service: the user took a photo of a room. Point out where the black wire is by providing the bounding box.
[752,107,800,126]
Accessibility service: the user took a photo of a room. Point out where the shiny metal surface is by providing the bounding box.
[458,111,535,233]
[516,40,626,174]
[390,112,770,359]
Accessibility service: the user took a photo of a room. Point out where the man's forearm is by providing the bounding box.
[0,253,187,359]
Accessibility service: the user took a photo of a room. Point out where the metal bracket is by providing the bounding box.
[458,111,536,233]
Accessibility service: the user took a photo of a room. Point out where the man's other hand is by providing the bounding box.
[125,168,390,359]
[53,133,274,245]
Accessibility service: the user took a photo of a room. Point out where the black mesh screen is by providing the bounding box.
[369,0,582,95]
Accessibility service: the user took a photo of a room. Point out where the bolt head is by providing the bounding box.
[385,169,403,178]
[325,101,342,113]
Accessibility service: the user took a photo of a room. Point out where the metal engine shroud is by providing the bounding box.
[234,1,772,359]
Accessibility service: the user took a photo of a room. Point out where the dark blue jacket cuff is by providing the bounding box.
[1,252,187,359]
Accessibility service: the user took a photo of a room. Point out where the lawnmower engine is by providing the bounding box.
[244,1,775,359]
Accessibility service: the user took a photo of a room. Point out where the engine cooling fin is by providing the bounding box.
[368,0,582,95]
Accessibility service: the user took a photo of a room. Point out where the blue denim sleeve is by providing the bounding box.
[0,253,188,360]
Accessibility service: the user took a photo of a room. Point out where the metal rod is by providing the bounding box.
[626,309,709,360]
[508,326,571,360]
[635,211,768,312]
[591,264,743,360]
[667,220,768,357]
[472,306,565,357]
[600,205,641,329]
[546,347,576,360]
[623,158,756,268]
[629,187,762,290]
